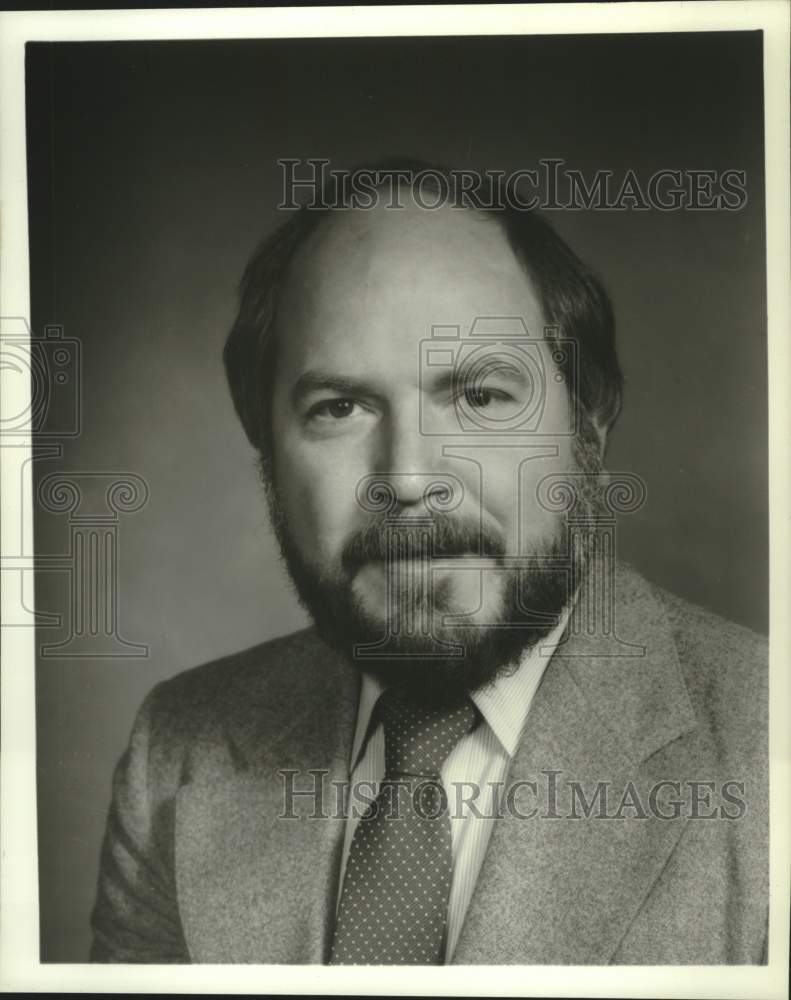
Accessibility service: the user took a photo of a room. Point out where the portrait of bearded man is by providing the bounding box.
[90,164,768,967]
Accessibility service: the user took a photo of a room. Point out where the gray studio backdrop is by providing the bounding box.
[27,34,766,961]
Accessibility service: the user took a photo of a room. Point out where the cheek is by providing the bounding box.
[271,436,371,565]
[472,442,574,548]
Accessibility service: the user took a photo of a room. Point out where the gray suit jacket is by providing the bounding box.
[90,563,768,964]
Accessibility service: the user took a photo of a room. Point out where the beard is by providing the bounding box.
[262,430,606,708]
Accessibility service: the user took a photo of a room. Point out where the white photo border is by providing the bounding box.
[1,3,788,996]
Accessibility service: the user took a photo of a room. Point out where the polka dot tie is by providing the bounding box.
[330,691,478,965]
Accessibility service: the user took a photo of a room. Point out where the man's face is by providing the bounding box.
[268,202,600,703]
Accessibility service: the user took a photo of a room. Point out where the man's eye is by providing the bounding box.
[459,387,510,409]
[308,398,360,420]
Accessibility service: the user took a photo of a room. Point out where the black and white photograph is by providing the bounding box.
[1,3,789,996]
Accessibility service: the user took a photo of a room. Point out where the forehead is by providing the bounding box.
[275,202,546,374]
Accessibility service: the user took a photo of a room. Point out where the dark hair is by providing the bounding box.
[223,159,623,457]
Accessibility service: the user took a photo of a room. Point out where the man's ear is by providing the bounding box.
[591,415,609,458]
[590,389,622,461]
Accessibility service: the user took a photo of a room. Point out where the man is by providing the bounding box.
[90,163,768,965]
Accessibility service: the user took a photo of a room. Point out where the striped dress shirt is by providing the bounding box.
[336,610,570,963]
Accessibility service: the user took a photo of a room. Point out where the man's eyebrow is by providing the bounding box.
[427,360,528,391]
[292,370,377,401]
[292,360,529,402]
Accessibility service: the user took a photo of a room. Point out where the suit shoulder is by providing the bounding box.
[649,581,767,672]
[139,627,333,744]
[157,626,324,698]
[648,580,767,759]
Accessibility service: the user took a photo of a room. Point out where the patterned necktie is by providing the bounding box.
[330,690,478,965]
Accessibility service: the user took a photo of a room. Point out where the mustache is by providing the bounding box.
[341,514,505,574]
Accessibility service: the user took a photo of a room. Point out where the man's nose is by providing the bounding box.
[367,406,460,513]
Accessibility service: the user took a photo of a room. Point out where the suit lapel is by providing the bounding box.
[174,635,359,963]
[452,564,699,964]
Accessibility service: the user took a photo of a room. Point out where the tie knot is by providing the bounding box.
[377,691,478,779]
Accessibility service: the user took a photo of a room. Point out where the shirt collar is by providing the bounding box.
[350,670,385,769]
[350,604,572,768]
[470,607,570,757]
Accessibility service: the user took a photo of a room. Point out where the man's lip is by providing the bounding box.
[356,553,501,567]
